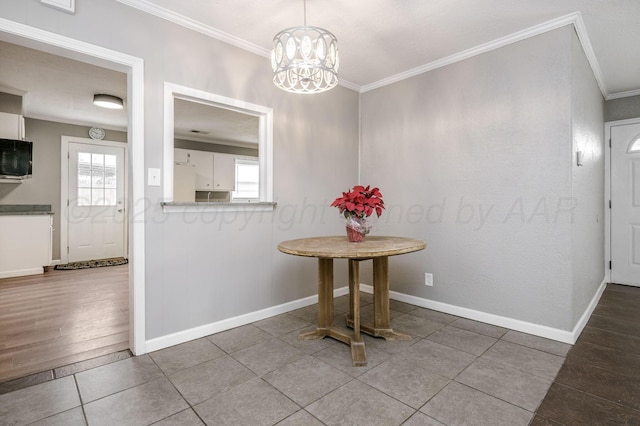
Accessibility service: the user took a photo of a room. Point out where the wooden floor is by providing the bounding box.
[534,283,640,424]
[0,265,129,382]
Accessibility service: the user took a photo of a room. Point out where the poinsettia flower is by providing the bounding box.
[330,185,385,218]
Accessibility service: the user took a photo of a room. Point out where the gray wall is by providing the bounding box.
[0,118,127,260]
[0,1,610,342]
[360,26,603,332]
[570,32,605,325]
[605,95,640,122]
[0,0,360,340]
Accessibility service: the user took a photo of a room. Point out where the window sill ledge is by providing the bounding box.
[161,201,276,213]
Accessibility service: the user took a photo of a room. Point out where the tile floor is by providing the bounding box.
[0,288,617,425]
[533,283,640,424]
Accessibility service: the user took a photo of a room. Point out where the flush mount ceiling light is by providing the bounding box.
[271,0,339,94]
[93,94,124,109]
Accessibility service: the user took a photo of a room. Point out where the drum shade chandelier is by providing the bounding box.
[271,0,339,94]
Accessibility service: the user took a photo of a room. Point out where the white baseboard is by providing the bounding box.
[146,278,606,352]
[569,278,607,342]
[145,286,349,353]
[362,279,607,345]
[0,267,44,279]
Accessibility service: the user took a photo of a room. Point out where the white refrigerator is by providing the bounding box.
[173,163,196,202]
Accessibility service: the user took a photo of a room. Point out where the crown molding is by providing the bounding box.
[606,88,640,100]
[115,0,270,58]
[360,12,608,98]
[570,12,607,97]
[115,0,359,92]
[113,3,615,98]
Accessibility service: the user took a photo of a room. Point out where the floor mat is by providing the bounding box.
[54,257,128,270]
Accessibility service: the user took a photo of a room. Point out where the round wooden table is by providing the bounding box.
[278,236,426,366]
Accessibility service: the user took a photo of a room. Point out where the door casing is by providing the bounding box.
[605,117,640,286]
[61,137,129,264]
[0,18,147,355]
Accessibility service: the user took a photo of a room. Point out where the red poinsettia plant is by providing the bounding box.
[330,185,385,219]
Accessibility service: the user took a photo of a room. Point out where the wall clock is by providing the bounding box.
[89,127,106,140]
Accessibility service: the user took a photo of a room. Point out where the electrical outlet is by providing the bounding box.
[424,273,433,287]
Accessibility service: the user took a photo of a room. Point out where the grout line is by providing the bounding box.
[6,292,640,424]
[155,360,208,425]
[72,374,89,425]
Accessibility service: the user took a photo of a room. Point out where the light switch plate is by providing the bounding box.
[148,168,161,186]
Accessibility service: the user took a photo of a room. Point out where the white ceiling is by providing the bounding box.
[174,98,259,146]
[1,0,639,137]
[0,40,128,132]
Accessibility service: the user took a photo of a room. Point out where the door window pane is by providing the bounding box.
[77,153,92,188]
[630,136,640,153]
[92,189,105,206]
[104,154,117,188]
[77,152,117,206]
[77,188,92,206]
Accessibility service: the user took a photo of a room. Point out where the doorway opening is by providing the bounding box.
[61,138,128,264]
[0,19,145,382]
[605,117,640,287]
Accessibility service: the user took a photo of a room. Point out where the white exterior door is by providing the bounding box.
[67,142,126,262]
[611,121,640,286]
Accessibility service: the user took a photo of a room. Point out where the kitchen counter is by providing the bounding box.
[0,204,53,215]
[0,207,54,278]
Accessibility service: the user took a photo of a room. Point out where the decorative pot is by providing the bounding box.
[346,225,366,242]
[345,217,369,242]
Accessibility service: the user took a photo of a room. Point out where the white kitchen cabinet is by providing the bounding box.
[174,149,236,193]
[173,163,196,202]
[213,154,235,191]
[0,112,25,139]
[174,148,191,164]
[174,148,214,190]
[190,150,214,191]
[0,214,53,278]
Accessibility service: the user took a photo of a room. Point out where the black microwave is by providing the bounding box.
[0,139,32,177]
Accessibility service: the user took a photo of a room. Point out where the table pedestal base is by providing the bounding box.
[346,257,412,342]
[281,236,425,368]
[298,258,367,366]
[345,316,412,341]
[297,327,367,366]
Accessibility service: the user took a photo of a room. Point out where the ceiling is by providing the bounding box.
[131,0,640,96]
[0,40,128,132]
[174,99,259,146]
[1,0,639,137]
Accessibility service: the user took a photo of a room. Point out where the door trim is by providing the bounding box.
[60,137,129,264]
[604,117,640,285]
[0,17,147,355]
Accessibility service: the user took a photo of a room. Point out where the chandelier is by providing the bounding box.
[271,0,339,94]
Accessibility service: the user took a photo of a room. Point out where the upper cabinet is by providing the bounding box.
[213,155,235,192]
[189,150,215,191]
[0,112,25,140]
[174,148,235,192]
